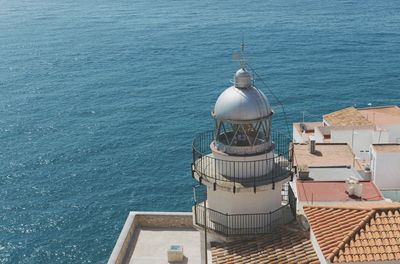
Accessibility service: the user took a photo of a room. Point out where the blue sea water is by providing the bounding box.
[0,0,399,263]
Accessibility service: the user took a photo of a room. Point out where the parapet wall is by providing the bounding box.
[136,212,193,228]
[108,211,193,264]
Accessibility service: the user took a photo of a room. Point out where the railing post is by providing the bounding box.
[268,211,271,233]
[194,204,198,225]
[199,145,203,178]
[233,161,236,194]
[214,158,217,191]
[226,213,229,236]
[272,174,275,190]
[203,196,208,264]
[253,160,256,193]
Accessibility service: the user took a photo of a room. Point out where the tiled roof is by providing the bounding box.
[304,206,373,259]
[323,105,400,127]
[211,226,319,264]
[323,107,372,126]
[358,106,400,125]
[304,204,400,263]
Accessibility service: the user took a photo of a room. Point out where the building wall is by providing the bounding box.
[293,124,304,143]
[211,150,275,178]
[371,148,400,190]
[372,128,390,144]
[330,128,373,160]
[314,127,325,143]
[380,189,400,202]
[378,124,400,143]
[207,181,284,215]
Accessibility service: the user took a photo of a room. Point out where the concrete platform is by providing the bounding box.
[108,212,208,264]
[129,227,201,264]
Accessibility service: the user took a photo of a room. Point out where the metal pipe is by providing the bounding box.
[203,194,208,264]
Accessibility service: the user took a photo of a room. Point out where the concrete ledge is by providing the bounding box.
[108,211,192,264]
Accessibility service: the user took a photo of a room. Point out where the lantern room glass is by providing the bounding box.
[215,117,271,147]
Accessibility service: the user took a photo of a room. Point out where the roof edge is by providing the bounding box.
[304,203,400,211]
[357,105,399,110]
[322,106,356,118]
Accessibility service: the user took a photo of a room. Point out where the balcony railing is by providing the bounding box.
[192,130,293,190]
[193,185,295,236]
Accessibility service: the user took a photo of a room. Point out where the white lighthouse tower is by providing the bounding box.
[192,57,294,240]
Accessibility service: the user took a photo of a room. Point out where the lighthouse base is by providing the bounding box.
[190,177,295,242]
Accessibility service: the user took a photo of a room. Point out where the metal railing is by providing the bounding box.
[192,130,293,189]
[192,185,296,236]
[194,203,294,236]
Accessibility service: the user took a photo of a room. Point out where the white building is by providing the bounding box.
[293,106,400,162]
[292,105,400,201]
[370,144,400,198]
[191,66,294,241]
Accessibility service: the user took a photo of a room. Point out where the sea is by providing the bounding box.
[0,0,399,263]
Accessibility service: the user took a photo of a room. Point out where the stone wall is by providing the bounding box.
[136,212,193,228]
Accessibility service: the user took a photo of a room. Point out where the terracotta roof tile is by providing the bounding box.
[358,105,400,125]
[211,227,319,264]
[323,107,372,126]
[304,204,400,263]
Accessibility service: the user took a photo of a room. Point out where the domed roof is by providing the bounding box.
[213,85,272,122]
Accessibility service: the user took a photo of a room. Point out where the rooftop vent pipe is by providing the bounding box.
[309,137,316,154]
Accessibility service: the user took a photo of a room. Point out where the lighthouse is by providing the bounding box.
[192,59,294,241]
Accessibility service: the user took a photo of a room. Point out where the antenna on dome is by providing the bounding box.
[232,39,247,69]
[240,38,246,68]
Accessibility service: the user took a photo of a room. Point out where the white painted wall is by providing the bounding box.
[207,181,284,215]
[330,127,373,159]
[293,124,304,143]
[378,124,400,143]
[370,148,400,190]
[314,127,324,143]
[211,149,275,178]
[372,128,390,144]
[207,181,285,230]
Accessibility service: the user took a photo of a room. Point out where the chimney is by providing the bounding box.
[364,165,372,180]
[300,123,306,133]
[309,136,316,154]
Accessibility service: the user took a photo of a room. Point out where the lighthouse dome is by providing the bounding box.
[213,83,272,122]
